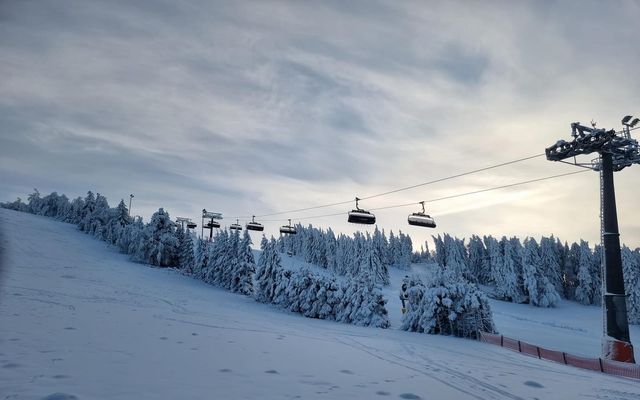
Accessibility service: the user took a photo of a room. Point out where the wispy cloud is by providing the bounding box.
[1,0,638,248]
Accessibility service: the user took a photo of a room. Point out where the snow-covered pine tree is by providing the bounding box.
[397,232,413,270]
[192,238,209,279]
[260,235,268,251]
[401,270,496,338]
[350,281,390,328]
[591,244,603,305]
[563,242,580,299]
[442,234,471,280]
[26,189,42,215]
[358,240,389,286]
[233,230,255,295]
[574,240,595,305]
[272,268,293,309]
[539,236,562,294]
[467,235,489,284]
[622,246,640,324]
[399,275,427,332]
[325,228,338,272]
[178,229,196,273]
[254,239,282,303]
[135,208,179,267]
[105,199,131,245]
[483,235,501,288]
[0,197,28,212]
[90,193,110,240]
[522,237,560,307]
[491,237,523,302]
[77,191,96,232]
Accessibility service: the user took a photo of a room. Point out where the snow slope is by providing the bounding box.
[1,208,640,400]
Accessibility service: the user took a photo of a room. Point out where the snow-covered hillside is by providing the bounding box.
[1,208,640,400]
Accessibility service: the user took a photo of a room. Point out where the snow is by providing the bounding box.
[2,208,640,399]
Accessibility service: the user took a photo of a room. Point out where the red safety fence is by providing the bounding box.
[479,332,640,380]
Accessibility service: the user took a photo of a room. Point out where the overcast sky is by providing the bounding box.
[1,0,639,249]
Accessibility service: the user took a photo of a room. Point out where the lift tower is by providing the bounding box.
[545,117,640,363]
[201,209,223,241]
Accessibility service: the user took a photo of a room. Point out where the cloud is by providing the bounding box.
[1,0,639,249]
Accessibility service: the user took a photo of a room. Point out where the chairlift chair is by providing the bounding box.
[347,197,376,225]
[230,219,243,231]
[279,219,297,235]
[246,215,264,232]
[408,201,436,228]
[206,220,220,229]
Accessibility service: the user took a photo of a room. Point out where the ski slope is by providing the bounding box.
[1,208,640,400]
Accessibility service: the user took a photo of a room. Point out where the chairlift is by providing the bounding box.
[347,197,376,225]
[246,215,264,232]
[176,217,197,230]
[408,201,436,228]
[279,219,297,235]
[206,220,220,229]
[230,219,243,231]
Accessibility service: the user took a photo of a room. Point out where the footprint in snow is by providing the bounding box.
[265,369,279,374]
[524,380,544,388]
[159,337,168,340]
[3,362,20,369]
[64,327,76,330]
[219,368,232,373]
[376,391,391,396]
[52,375,69,379]
[340,369,354,375]
[41,394,78,400]
[399,394,422,400]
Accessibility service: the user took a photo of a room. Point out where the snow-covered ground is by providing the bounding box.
[2,208,640,400]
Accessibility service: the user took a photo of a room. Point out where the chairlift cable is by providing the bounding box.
[233,153,545,219]
[255,169,588,223]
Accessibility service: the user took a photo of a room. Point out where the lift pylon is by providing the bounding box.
[546,118,640,363]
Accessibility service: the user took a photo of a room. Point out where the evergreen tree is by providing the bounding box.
[136,208,179,267]
[493,237,524,303]
[467,235,489,283]
[483,235,501,286]
[622,246,640,324]
[591,244,603,305]
[255,239,282,303]
[401,270,496,338]
[358,241,389,286]
[522,238,560,307]
[540,236,562,294]
[234,230,256,295]
[574,240,595,305]
[178,230,197,273]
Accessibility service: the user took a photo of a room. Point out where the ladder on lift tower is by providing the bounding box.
[598,156,606,336]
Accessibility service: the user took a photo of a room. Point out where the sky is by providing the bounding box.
[1,0,639,249]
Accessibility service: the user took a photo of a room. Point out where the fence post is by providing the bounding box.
[598,358,604,372]
[562,352,567,365]
[518,341,522,352]
[536,347,541,359]
[500,335,504,347]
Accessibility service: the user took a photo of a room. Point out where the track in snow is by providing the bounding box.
[1,209,639,400]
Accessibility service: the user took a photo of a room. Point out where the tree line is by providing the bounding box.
[1,190,390,328]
